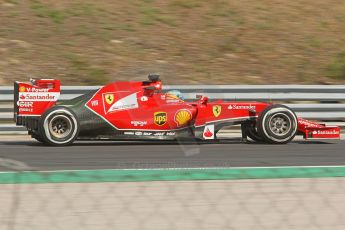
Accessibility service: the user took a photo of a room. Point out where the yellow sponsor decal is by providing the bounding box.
[154,112,167,126]
[212,105,221,117]
[175,109,192,126]
[19,86,26,92]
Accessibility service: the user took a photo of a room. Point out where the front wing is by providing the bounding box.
[298,118,340,139]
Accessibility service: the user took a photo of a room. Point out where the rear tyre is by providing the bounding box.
[39,106,79,146]
[257,104,297,144]
[31,134,46,144]
[246,122,264,142]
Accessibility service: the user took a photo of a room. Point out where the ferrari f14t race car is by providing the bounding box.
[14,75,340,146]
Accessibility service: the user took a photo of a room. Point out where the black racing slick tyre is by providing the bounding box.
[39,106,79,146]
[257,104,298,144]
[246,123,264,142]
[31,134,46,144]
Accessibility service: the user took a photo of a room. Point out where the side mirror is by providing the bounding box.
[144,86,156,91]
[197,95,208,104]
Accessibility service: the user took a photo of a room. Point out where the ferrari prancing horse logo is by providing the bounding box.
[105,93,115,105]
[213,105,221,117]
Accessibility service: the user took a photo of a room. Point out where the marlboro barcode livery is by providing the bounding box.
[14,75,340,146]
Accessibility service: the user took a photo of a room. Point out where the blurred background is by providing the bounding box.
[1,0,345,85]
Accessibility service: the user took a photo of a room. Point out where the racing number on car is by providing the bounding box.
[154,112,167,126]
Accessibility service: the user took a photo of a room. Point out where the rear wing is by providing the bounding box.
[14,79,60,125]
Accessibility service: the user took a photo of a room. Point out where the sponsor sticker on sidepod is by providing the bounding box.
[203,124,215,139]
[123,131,176,136]
[154,112,167,126]
[106,93,139,113]
[228,104,256,110]
[131,121,147,127]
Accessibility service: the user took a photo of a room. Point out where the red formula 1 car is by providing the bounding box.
[14,75,340,146]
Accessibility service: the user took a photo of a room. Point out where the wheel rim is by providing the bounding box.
[48,115,72,139]
[268,113,291,136]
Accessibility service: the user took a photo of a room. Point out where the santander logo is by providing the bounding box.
[203,124,215,139]
[204,128,213,137]
[313,130,339,135]
[18,92,60,101]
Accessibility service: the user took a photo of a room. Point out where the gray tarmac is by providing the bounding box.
[0,137,344,171]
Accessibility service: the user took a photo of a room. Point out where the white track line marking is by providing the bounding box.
[1,165,345,173]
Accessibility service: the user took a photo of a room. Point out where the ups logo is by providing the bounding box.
[154,112,167,126]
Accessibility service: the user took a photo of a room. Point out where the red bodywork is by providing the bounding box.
[14,79,60,124]
[14,78,340,141]
[298,118,340,139]
[83,80,340,140]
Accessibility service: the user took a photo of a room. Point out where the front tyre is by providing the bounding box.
[257,104,297,144]
[39,106,79,146]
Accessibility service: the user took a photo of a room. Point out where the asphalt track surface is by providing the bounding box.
[0,138,344,171]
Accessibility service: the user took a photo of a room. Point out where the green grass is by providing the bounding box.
[73,25,91,36]
[31,2,68,24]
[140,7,160,25]
[306,37,322,48]
[67,3,98,17]
[114,23,136,32]
[327,52,345,80]
[155,15,177,27]
[30,1,103,24]
[254,22,274,30]
[140,6,176,26]
[65,54,109,85]
[4,0,20,4]
[2,0,345,85]
[218,37,240,53]
[170,0,202,9]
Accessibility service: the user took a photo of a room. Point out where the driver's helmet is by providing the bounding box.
[166,90,184,100]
